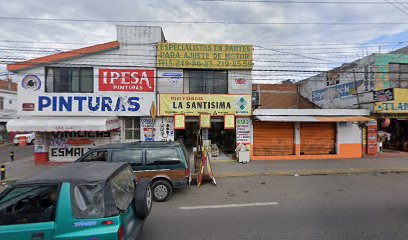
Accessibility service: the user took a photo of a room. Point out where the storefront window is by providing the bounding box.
[123,118,140,141]
[189,70,228,94]
[45,67,93,93]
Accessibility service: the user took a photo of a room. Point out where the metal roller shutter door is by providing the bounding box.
[253,122,295,156]
[300,122,336,155]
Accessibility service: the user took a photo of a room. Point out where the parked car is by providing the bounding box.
[13,132,35,145]
[76,141,191,202]
[0,162,152,240]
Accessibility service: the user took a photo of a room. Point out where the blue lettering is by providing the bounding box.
[101,97,112,111]
[38,96,51,111]
[74,96,87,111]
[59,96,72,111]
[128,97,140,112]
[88,97,100,111]
[114,97,126,111]
[52,96,57,111]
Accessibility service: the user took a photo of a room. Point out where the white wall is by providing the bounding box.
[0,90,17,111]
[337,122,362,144]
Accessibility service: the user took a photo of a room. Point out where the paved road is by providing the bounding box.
[139,174,408,240]
[0,144,34,163]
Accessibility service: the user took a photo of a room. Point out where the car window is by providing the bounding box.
[110,166,135,211]
[72,183,104,219]
[0,185,59,225]
[111,149,143,166]
[146,148,181,166]
[81,150,108,162]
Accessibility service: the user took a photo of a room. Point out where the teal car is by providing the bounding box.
[0,162,152,240]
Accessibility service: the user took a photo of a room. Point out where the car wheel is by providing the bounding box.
[134,179,152,220]
[152,179,172,202]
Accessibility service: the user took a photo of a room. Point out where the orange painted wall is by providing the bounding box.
[251,143,362,160]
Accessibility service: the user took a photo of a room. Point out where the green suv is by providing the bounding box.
[0,162,152,240]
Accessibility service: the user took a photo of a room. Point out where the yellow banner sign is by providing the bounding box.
[159,94,251,116]
[157,43,253,70]
[174,114,186,129]
[374,88,408,113]
[200,114,211,128]
[224,115,235,129]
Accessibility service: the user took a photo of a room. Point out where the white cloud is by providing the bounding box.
[1,0,408,82]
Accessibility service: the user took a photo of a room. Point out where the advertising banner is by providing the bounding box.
[140,117,174,142]
[224,114,235,129]
[18,67,155,116]
[98,69,155,92]
[236,117,251,145]
[373,88,394,102]
[174,114,186,129]
[366,121,378,155]
[200,114,211,128]
[157,43,253,70]
[159,94,251,116]
[48,131,112,162]
[374,88,408,113]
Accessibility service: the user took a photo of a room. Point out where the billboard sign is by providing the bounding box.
[157,43,253,70]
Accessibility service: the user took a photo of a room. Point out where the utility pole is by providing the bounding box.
[353,70,361,109]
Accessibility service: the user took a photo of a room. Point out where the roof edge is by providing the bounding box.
[7,41,120,72]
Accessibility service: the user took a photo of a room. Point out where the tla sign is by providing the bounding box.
[99,69,155,92]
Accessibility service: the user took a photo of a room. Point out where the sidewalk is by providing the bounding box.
[2,155,408,185]
[0,157,56,184]
[211,156,408,177]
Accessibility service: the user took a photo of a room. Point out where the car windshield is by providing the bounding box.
[0,185,59,225]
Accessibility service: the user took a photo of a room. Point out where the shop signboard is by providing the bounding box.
[18,68,155,116]
[224,114,235,129]
[98,69,155,92]
[374,88,408,113]
[48,131,112,162]
[159,94,251,116]
[373,88,394,102]
[200,114,211,128]
[236,117,251,145]
[174,114,186,129]
[140,117,174,141]
[157,43,253,70]
[366,120,378,155]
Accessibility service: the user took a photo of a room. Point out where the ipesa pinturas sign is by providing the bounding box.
[99,69,155,92]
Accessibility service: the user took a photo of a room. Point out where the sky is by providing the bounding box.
[1,0,408,83]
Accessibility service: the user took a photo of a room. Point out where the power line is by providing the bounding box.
[384,0,408,16]
[193,0,408,3]
[1,16,408,25]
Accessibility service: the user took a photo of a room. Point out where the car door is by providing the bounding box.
[142,148,186,181]
[0,185,60,240]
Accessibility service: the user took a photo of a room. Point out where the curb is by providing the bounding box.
[213,168,408,178]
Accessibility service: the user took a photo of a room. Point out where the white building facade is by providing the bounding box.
[7,26,164,163]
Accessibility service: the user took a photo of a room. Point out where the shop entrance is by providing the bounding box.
[378,118,408,152]
[175,118,236,159]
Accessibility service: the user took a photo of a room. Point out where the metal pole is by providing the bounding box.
[353,70,361,109]
[9,151,14,162]
[0,164,5,180]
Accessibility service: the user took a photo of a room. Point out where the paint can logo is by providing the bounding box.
[21,75,41,91]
